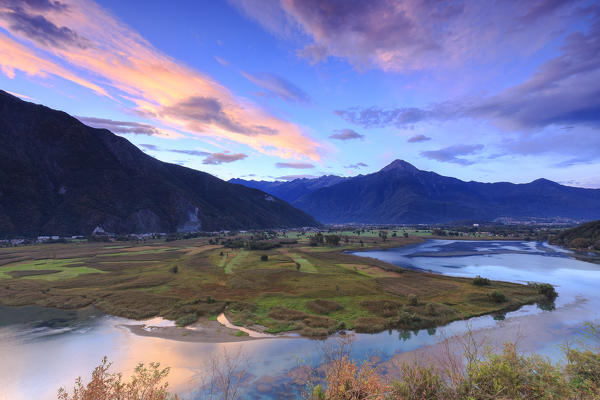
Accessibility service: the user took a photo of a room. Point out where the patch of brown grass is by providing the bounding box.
[306,299,343,314]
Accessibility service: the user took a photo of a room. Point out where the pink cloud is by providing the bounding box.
[0,0,322,160]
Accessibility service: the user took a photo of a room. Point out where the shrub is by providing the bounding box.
[360,300,401,317]
[565,348,600,396]
[247,241,280,251]
[461,343,569,399]
[300,327,329,337]
[488,290,507,303]
[354,317,386,333]
[260,255,268,261]
[532,282,558,300]
[472,275,490,286]
[306,299,343,314]
[175,313,197,326]
[391,363,449,399]
[425,303,436,316]
[58,357,176,400]
[408,294,419,306]
[324,235,341,247]
[169,265,178,274]
[570,237,592,249]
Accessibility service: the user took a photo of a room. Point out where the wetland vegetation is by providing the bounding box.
[0,230,552,337]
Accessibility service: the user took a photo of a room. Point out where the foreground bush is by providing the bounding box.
[306,323,600,400]
[58,357,177,400]
[60,325,600,400]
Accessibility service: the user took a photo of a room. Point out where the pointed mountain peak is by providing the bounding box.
[530,178,558,186]
[380,159,419,173]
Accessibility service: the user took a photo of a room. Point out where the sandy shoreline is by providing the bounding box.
[121,313,284,343]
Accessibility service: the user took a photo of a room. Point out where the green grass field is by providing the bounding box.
[288,252,317,273]
[0,258,106,280]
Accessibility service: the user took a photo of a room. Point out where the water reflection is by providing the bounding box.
[1,240,599,399]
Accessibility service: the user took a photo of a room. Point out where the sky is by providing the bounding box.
[0,0,599,187]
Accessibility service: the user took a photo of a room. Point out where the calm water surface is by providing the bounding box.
[2,240,599,399]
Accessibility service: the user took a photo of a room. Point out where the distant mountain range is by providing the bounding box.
[0,90,318,237]
[232,159,600,224]
[229,175,348,204]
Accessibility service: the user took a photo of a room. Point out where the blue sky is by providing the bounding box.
[0,0,599,187]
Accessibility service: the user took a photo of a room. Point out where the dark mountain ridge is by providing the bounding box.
[234,159,600,224]
[0,90,318,237]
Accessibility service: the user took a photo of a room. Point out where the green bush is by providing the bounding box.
[473,275,490,286]
[565,348,600,396]
[408,294,419,306]
[461,343,569,399]
[488,290,507,303]
[533,283,558,300]
[391,363,449,399]
[175,313,197,327]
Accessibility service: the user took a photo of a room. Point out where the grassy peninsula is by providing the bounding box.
[0,232,552,337]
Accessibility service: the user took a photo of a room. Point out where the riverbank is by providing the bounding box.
[121,313,280,343]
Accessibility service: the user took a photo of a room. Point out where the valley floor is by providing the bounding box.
[0,233,550,339]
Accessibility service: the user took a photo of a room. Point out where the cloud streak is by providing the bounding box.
[0,0,321,160]
[242,71,310,103]
[139,143,217,159]
[329,129,364,141]
[77,116,182,138]
[276,174,318,180]
[407,134,431,143]
[203,152,248,165]
[343,162,368,169]
[0,33,107,96]
[421,144,483,165]
[275,161,315,169]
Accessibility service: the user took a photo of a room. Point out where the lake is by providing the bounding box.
[2,240,599,399]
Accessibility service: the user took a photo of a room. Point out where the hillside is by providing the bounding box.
[552,220,600,249]
[234,160,600,224]
[0,90,318,237]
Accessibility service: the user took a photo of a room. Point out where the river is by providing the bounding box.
[1,240,599,399]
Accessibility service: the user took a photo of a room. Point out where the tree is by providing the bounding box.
[571,237,592,249]
[203,348,249,400]
[310,233,325,247]
[325,235,341,247]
